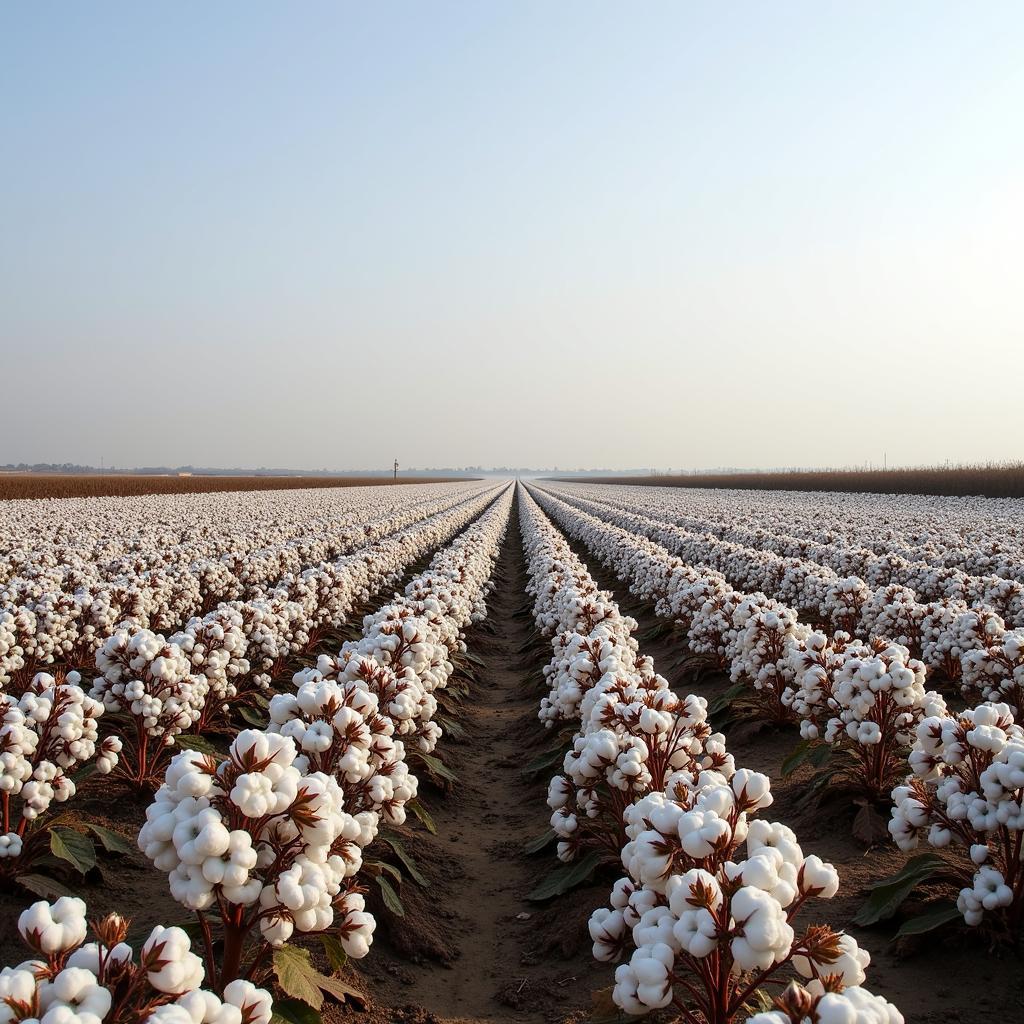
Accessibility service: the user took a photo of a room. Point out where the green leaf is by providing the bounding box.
[521,746,566,777]
[273,945,324,1010]
[49,827,97,875]
[641,620,674,643]
[527,850,603,901]
[70,762,98,786]
[417,752,458,783]
[523,829,557,855]
[408,799,437,835]
[85,823,132,855]
[808,744,833,768]
[314,973,365,1007]
[319,934,348,975]
[781,739,813,777]
[854,854,946,926]
[382,836,429,888]
[865,853,948,892]
[375,875,406,917]
[464,650,487,668]
[374,860,402,884]
[18,873,76,900]
[437,714,467,740]
[708,682,747,717]
[174,734,221,756]
[895,901,962,936]
[239,707,267,728]
[270,998,322,1024]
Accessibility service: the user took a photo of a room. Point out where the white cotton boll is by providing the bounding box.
[223,979,274,1024]
[672,906,719,958]
[800,854,840,898]
[728,886,794,971]
[39,967,112,1023]
[856,721,882,745]
[795,932,869,987]
[142,925,205,994]
[0,832,23,859]
[665,868,723,915]
[731,768,773,809]
[626,943,675,1010]
[65,941,132,974]
[677,809,732,859]
[589,907,627,961]
[633,905,680,951]
[19,897,88,954]
[612,962,646,1016]
[746,1013,790,1024]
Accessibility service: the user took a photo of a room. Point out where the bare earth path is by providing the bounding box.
[350,506,606,1024]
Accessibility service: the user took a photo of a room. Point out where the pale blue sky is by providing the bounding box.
[2,3,1022,470]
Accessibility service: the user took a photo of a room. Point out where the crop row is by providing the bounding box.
[517,486,902,1023]
[0,485,513,1022]
[529,484,1024,941]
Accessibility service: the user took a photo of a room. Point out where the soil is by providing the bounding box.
[342,505,611,1024]
[0,475,469,500]
[2,498,1022,1023]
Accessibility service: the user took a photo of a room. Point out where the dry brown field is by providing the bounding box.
[0,474,468,500]
[556,461,1024,498]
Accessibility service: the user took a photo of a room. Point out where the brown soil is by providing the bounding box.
[344,506,611,1023]
[0,474,469,500]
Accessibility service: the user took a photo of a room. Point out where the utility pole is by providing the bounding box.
[393,458,398,482]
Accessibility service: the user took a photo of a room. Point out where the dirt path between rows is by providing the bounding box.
[351,503,609,1024]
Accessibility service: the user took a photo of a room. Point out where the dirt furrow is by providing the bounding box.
[352,502,607,1024]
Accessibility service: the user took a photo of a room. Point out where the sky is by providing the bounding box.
[2,2,1022,471]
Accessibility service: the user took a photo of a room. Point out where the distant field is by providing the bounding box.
[553,463,1024,499]
[0,474,468,500]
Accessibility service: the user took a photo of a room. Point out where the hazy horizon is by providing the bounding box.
[3,3,1022,471]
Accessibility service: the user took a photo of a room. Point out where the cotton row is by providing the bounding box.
[517,486,902,1023]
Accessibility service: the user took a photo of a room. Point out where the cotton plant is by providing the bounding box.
[859,584,928,661]
[747,979,904,1024]
[4,895,271,1023]
[169,609,252,732]
[959,627,1024,714]
[787,635,946,799]
[268,667,415,829]
[589,770,878,1024]
[91,627,208,791]
[0,608,26,686]
[819,576,873,636]
[549,679,733,865]
[687,591,742,672]
[890,701,1024,933]
[728,600,810,724]
[539,624,640,727]
[138,729,377,988]
[0,672,121,881]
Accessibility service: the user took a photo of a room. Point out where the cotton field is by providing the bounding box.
[0,479,1020,1024]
